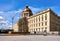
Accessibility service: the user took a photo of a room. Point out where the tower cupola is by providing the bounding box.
[22,5,33,18]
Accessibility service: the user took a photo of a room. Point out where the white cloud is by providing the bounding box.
[0,6,45,29]
[0,20,8,29]
[0,9,22,29]
[0,20,8,25]
[0,16,3,20]
[0,6,60,29]
[16,9,22,13]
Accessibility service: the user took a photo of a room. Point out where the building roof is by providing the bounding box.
[27,8,51,19]
[27,8,60,19]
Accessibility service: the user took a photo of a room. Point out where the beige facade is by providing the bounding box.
[13,23,19,32]
[28,9,50,33]
[27,9,60,34]
[13,6,60,34]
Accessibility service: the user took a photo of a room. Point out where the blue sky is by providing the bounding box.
[0,0,60,29]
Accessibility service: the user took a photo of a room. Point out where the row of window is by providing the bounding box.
[29,14,47,24]
[30,27,47,32]
[29,22,47,27]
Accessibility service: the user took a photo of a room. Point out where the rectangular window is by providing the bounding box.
[42,22,43,26]
[39,23,40,26]
[45,14,47,20]
[34,18,35,23]
[45,27,47,29]
[36,17,37,22]
[34,29,35,31]
[36,24,37,27]
[39,16,40,21]
[39,28,40,31]
[42,27,43,32]
[45,22,47,25]
[36,28,37,31]
[42,15,43,21]
[34,24,35,27]
[24,13,28,17]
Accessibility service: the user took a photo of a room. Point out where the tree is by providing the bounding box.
[18,17,28,32]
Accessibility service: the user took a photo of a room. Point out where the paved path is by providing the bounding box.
[0,35,60,41]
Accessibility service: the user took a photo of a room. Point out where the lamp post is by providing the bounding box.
[12,17,14,31]
[12,12,19,31]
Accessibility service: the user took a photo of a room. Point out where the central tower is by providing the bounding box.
[22,6,33,18]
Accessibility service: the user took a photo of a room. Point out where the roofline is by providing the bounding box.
[27,8,51,19]
[27,8,60,19]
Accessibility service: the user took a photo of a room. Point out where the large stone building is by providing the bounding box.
[13,6,60,34]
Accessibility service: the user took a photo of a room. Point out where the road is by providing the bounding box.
[0,35,60,41]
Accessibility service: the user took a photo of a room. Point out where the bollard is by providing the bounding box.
[8,31,12,35]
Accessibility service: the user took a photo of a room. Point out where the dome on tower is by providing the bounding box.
[22,5,33,18]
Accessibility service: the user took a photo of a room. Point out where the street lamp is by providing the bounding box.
[12,12,19,31]
[12,17,14,31]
